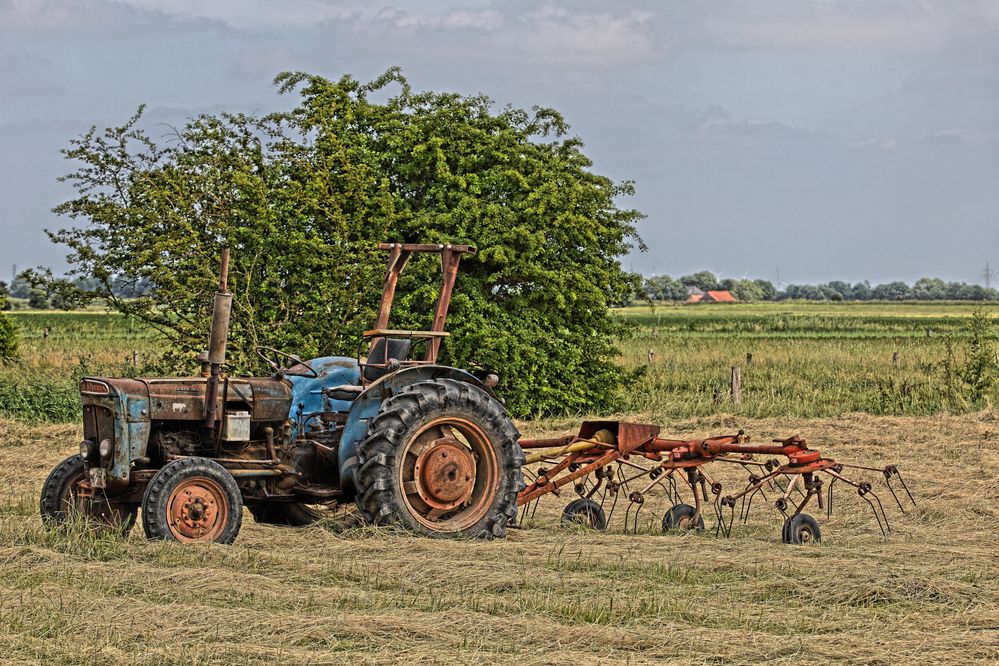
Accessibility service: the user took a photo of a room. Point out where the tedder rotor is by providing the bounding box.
[516,421,914,544]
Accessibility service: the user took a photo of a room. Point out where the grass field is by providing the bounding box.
[0,303,996,663]
[2,301,997,422]
[0,412,996,664]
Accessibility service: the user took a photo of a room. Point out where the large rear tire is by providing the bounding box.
[355,379,525,539]
[141,457,243,544]
[40,455,137,534]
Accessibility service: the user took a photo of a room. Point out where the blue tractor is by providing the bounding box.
[40,243,525,543]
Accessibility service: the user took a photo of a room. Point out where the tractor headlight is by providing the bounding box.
[98,438,113,459]
[79,440,93,460]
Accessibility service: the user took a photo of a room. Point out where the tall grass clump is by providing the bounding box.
[0,299,18,360]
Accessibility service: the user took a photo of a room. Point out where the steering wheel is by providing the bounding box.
[255,346,319,378]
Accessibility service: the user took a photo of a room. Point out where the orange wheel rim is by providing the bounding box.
[399,417,499,532]
[167,477,228,542]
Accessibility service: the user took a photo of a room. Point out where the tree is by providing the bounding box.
[0,293,16,358]
[642,275,687,301]
[680,271,719,292]
[872,281,911,300]
[28,290,49,309]
[726,279,764,301]
[42,69,644,417]
[753,279,777,301]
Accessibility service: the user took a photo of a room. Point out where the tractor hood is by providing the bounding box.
[80,376,292,423]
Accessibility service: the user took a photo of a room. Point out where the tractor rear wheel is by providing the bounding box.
[40,455,137,534]
[355,379,525,539]
[141,457,243,544]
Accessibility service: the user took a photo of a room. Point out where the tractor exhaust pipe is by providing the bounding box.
[204,247,232,429]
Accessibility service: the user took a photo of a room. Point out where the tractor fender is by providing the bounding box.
[337,365,493,499]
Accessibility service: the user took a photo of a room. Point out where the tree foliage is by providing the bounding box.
[42,69,644,417]
[0,293,16,359]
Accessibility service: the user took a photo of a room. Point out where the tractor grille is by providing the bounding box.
[83,405,115,454]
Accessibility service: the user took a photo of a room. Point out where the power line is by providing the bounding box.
[983,261,995,290]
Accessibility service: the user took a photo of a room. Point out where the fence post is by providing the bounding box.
[730,366,742,404]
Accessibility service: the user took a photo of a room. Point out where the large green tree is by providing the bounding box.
[45,69,644,416]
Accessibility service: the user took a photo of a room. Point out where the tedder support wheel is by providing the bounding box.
[662,503,705,533]
[782,513,821,545]
[142,457,243,544]
[247,502,330,527]
[40,454,137,534]
[355,379,525,539]
[561,498,607,530]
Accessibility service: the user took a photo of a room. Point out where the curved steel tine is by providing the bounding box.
[826,475,838,519]
[859,491,887,538]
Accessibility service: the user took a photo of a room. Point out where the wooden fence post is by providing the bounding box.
[730,366,742,404]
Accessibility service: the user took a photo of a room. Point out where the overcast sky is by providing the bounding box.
[1,0,997,285]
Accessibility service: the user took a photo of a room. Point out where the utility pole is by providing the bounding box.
[983,261,995,290]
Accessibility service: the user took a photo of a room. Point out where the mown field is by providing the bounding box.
[1,413,996,664]
[0,303,996,664]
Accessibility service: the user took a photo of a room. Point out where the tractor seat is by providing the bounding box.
[363,337,412,382]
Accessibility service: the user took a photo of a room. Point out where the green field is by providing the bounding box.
[1,302,997,422]
[616,301,999,420]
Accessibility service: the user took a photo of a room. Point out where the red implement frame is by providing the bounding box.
[517,421,914,542]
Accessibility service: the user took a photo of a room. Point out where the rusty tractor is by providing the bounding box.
[517,421,914,543]
[41,243,525,543]
[40,242,912,546]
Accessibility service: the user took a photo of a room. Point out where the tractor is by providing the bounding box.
[40,243,525,543]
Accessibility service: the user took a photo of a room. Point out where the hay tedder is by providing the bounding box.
[40,241,912,545]
[517,422,914,543]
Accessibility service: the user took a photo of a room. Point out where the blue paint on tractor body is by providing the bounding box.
[284,356,360,441]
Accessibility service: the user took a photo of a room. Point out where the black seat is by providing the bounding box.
[364,337,412,382]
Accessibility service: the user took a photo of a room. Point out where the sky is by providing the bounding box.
[1,0,997,285]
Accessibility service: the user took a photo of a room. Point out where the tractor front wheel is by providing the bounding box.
[40,455,137,534]
[141,457,243,544]
[355,379,525,539]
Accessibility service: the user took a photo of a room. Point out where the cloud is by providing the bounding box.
[700,0,999,53]
[0,47,60,96]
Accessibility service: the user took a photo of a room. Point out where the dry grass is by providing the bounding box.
[1,413,997,665]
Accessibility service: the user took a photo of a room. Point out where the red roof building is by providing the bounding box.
[704,290,737,302]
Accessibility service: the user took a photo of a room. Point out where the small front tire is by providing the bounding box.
[141,457,243,544]
[39,454,137,534]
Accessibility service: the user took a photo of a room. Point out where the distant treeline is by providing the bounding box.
[0,276,152,310]
[640,271,999,302]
